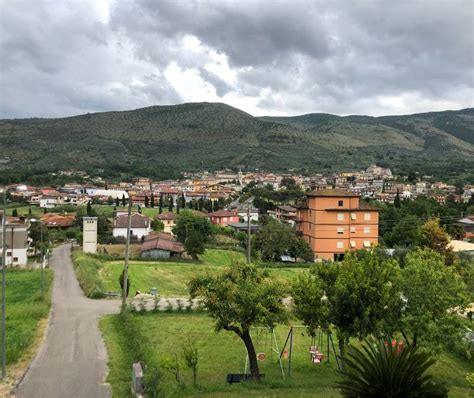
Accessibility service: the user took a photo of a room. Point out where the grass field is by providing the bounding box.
[92,205,173,218]
[97,249,306,297]
[100,312,473,398]
[2,269,53,366]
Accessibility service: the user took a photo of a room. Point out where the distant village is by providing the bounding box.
[1,164,474,267]
[7,164,474,207]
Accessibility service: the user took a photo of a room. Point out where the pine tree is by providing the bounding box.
[168,196,174,212]
[144,195,149,208]
[121,194,126,207]
[181,192,186,208]
[150,192,155,208]
[394,190,401,208]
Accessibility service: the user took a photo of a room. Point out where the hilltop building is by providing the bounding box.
[296,189,379,261]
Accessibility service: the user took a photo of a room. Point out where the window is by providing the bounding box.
[338,200,344,207]
[350,226,356,233]
[351,213,357,220]
[13,257,18,262]
[364,213,371,221]
[337,227,344,234]
[6,252,11,257]
[363,241,371,248]
[364,227,370,234]
[337,241,344,249]
[337,213,344,221]
[350,241,356,248]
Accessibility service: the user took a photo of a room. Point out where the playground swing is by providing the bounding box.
[279,326,342,378]
[243,327,286,379]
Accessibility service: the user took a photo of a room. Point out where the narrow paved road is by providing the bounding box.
[15,244,120,398]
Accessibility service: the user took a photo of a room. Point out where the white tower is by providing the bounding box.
[83,217,98,254]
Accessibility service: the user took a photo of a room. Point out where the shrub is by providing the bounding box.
[337,339,448,397]
[72,252,106,298]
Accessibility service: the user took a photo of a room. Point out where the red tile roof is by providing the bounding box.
[140,233,184,254]
[114,213,150,228]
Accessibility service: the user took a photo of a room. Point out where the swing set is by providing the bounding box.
[278,326,341,377]
[242,326,341,381]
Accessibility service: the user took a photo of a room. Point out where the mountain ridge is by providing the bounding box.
[0,102,473,182]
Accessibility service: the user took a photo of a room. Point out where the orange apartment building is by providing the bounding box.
[296,189,379,261]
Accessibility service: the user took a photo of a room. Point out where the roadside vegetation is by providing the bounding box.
[2,269,53,367]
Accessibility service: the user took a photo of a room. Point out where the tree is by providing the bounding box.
[189,263,287,380]
[254,218,295,262]
[159,193,163,214]
[182,339,199,387]
[119,269,130,297]
[394,190,401,208]
[289,237,314,262]
[384,214,420,247]
[292,271,330,338]
[12,208,18,217]
[168,196,174,212]
[184,229,205,259]
[337,339,448,397]
[150,192,155,208]
[151,219,164,232]
[115,197,120,207]
[326,251,401,356]
[144,195,149,208]
[86,201,93,216]
[107,196,114,205]
[174,210,213,245]
[417,218,454,264]
[28,207,32,217]
[121,194,126,207]
[181,193,186,209]
[399,248,467,348]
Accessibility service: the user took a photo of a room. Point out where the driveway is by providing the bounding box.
[14,244,120,398]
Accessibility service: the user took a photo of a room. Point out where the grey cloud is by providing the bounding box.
[0,0,472,118]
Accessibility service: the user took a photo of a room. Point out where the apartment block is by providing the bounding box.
[296,189,379,261]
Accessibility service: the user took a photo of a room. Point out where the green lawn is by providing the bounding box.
[5,205,44,217]
[92,205,173,218]
[98,249,305,297]
[1,269,53,366]
[100,312,473,398]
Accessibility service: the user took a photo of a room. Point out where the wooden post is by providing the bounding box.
[122,194,132,310]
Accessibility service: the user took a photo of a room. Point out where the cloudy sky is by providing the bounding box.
[0,0,473,118]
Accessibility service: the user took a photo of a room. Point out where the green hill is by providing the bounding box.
[0,103,473,182]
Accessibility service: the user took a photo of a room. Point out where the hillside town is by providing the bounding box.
[2,164,474,267]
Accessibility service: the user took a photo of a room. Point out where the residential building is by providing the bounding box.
[454,216,474,240]
[296,189,379,261]
[0,215,29,266]
[155,212,177,234]
[113,213,151,240]
[207,210,239,226]
[274,205,297,225]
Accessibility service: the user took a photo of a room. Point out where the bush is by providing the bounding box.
[337,339,448,397]
[72,251,106,298]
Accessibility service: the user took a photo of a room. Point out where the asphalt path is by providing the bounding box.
[15,244,120,398]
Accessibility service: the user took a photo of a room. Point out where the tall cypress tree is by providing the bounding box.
[181,192,186,208]
[159,193,163,214]
[150,192,155,208]
[121,194,126,207]
[144,195,149,208]
[115,197,120,207]
[87,201,93,216]
[168,196,174,212]
[394,190,401,208]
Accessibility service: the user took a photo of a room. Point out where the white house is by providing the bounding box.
[0,216,29,266]
[113,213,151,240]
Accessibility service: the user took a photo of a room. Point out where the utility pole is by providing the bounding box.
[122,194,132,310]
[246,203,251,264]
[40,221,44,300]
[1,190,7,380]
